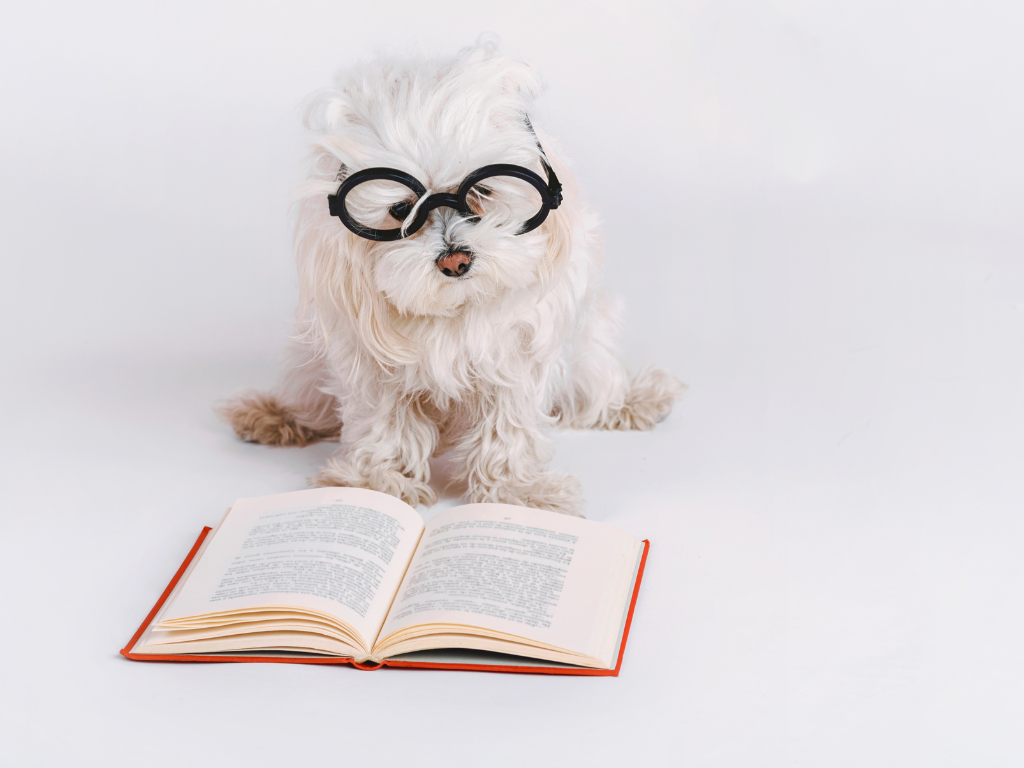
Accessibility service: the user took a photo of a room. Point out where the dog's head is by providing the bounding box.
[296,45,575,335]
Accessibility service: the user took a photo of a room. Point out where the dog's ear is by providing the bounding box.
[498,59,541,103]
[301,91,371,177]
[459,43,542,106]
[294,199,416,370]
[304,90,353,132]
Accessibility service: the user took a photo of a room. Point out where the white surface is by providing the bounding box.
[2,1,1023,766]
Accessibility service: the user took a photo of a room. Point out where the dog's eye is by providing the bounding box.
[389,200,413,221]
[466,186,493,216]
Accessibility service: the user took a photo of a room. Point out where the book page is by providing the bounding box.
[373,504,641,667]
[157,487,424,652]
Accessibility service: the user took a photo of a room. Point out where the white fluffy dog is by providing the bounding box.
[220,44,684,516]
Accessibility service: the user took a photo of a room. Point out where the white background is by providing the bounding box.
[2,1,1023,765]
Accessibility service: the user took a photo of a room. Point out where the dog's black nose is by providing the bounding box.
[436,248,473,277]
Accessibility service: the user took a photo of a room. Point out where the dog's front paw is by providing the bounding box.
[606,366,686,430]
[523,472,584,517]
[470,472,584,517]
[312,457,437,508]
[217,391,336,447]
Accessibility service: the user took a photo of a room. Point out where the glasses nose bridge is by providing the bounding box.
[421,191,462,214]
[411,190,465,230]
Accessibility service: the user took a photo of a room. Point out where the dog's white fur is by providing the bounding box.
[220,44,684,516]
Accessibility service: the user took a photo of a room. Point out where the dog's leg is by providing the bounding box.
[218,342,342,447]
[312,388,438,508]
[453,386,583,516]
[553,292,685,431]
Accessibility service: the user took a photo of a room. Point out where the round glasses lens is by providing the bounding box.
[343,178,421,231]
[464,174,544,229]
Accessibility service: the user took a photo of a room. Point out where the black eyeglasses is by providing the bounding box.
[327,134,563,242]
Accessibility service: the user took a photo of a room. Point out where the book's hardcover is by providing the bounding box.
[121,526,649,676]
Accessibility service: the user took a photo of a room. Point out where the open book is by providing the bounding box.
[122,488,649,674]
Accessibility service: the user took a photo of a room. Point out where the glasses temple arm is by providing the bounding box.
[525,116,563,208]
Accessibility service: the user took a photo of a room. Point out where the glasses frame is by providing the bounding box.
[327,147,563,242]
